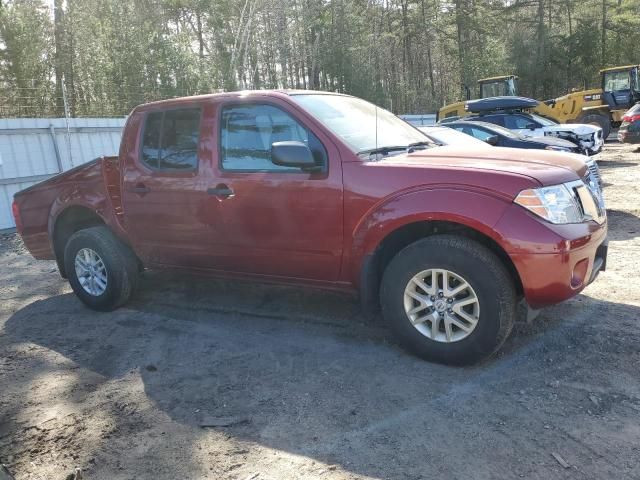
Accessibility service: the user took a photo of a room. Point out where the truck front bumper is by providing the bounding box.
[496,204,608,309]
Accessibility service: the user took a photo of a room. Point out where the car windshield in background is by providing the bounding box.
[530,113,558,126]
[420,127,488,147]
[291,94,429,156]
[470,122,522,139]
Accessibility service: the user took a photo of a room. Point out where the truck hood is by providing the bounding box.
[375,146,587,187]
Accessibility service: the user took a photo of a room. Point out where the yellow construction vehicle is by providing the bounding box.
[438,66,640,139]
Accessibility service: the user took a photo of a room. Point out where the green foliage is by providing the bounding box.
[0,0,637,116]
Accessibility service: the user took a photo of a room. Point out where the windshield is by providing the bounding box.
[604,70,631,92]
[291,94,429,154]
[529,113,558,126]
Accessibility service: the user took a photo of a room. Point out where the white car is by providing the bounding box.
[468,111,604,155]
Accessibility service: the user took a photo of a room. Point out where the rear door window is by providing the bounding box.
[141,112,163,167]
[141,108,201,171]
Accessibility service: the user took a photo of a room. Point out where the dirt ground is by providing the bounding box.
[1,142,640,480]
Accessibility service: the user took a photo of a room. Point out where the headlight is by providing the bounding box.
[545,145,572,152]
[514,183,583,224]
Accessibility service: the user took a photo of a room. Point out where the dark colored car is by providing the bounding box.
[618,103,640,144]
[12,91,607,365]
[459,110,604,155]
[446,120,582,153]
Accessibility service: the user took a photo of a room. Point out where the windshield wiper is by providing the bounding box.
[358,141,435,158]
[407,141,435,151]
[357,145,408,157]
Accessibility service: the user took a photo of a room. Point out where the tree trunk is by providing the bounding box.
[54,0,65,116]
[601,0,607,67]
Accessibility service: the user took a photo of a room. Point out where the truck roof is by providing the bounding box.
[132,89,350,112]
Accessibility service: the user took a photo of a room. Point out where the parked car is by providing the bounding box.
[444,120,581,152]
[618,103,640,144]
[12,91,608,365]
[463,97,605,155]
[417,125,492,148]
[445,120,603,185]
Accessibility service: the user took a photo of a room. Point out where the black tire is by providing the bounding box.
[380,235,516,365]
[578,113,611,141]
[64,226,139,311]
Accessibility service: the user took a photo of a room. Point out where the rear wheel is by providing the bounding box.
[64,226,139,311]
[380,235,516,365]
[578,113,611,140]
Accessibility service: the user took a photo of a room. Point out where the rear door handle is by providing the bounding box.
[207,184,234,198]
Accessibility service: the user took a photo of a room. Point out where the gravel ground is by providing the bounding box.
[1,143,640,480]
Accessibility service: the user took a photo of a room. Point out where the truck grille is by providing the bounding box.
[586,159,602,186]
[582,171,606,223]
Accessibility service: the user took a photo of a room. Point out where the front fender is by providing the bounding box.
[349,187,513,284]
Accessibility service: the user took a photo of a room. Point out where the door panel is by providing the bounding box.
[122,106,217,268]
[206,101,344,281]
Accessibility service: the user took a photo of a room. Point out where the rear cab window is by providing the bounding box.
[141,108,201,171]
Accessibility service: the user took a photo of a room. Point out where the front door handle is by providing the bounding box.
[207,184,234,198]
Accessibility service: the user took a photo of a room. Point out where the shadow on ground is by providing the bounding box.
[3,270,640,479]
[597,158,639,169]
[606,209,640,241]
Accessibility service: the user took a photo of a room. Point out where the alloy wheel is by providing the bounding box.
[403,268,480,343]
[74,248,108,296]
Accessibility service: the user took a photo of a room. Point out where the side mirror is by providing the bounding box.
[485,135,499,146]
[526,123,537,130]
[271,141,319,171]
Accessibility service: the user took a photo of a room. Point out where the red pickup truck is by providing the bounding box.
[13,91,608,364]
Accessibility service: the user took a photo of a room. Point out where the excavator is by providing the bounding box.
[438,65,640,139]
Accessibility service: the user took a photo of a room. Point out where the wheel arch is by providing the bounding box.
[51,205,106,278]
[359,219,524,314]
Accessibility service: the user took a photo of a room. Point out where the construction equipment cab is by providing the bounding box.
[478,75,519,98]
[601,65,640,116]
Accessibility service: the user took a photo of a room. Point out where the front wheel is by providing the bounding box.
[64,226,139,311]
[380,235,516,365]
